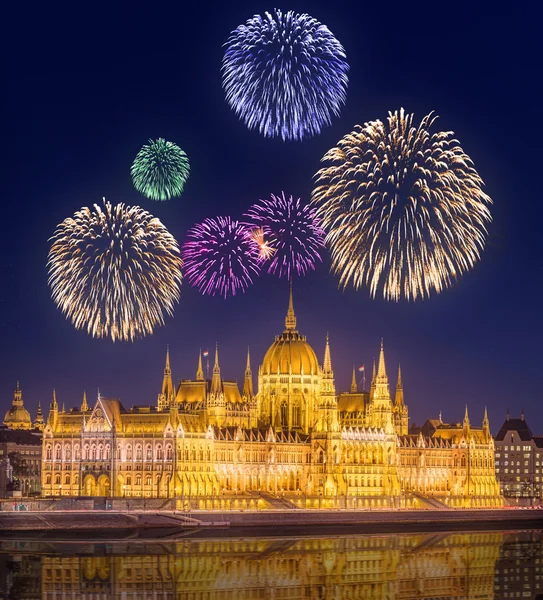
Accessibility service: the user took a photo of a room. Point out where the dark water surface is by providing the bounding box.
[0,530,542,599]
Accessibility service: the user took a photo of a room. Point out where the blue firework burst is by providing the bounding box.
[222,9,349,141]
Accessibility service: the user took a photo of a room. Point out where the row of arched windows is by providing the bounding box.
[45,442,174,462]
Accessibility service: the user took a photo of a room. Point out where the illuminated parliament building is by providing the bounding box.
[41,291,502,508]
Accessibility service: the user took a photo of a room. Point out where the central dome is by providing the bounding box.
[3,383,32,430]
[261,288,320,376]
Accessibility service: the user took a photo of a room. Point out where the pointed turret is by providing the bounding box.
[351,365,358,393]
[61,402,66,413]
[161,346,174,400]
[81,390,89,412]
[50,389,58,412]
[243,347,253,398]
[196,349,204,381]
[463,404,471,436]
[395,364,404,407]
[211,343,222,394]
[285,280,297,331]
[521,409,525,421]
[48,389,58,428]
[34,401,44,431]
[323,333,333,375]
[482,406,490,439]
[377,339,387,379]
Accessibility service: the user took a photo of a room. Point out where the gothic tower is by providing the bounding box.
[158,346,175,411]
[393,365,409,436]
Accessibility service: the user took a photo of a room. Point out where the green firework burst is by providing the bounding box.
[131,138,190,201]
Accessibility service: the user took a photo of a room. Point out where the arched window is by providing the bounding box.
[281,402,288,425]
[45,474,52,485]
[65,445,71,460]
[90,445,97,461]
[136,475,142,486]
[126,445,132,460]
[199,448,204,461]
[97,445,103,460]
[126,476,132,486]
[64,474,71,485]
[46,445,52,460]
[461,455,466,468]
[74,475,79,485]
[166,445,173,461]
[145,445,152,460]
[156,445,163,460]
[146,474,152,486]
[104,445,110,460]
[55,474,61,485]
[117,444,121,459]
[55,445,61,460]
[136,445,142,460]
[74,445,80,460]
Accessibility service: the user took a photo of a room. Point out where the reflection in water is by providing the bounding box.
[0,531,542,599]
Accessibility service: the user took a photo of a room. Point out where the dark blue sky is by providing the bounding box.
[3,1,541,433]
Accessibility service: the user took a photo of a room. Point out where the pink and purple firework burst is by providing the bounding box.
[181,216,262,298]
[244,192,326,279]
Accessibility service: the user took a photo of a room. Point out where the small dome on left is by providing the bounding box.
[3,382,33,430]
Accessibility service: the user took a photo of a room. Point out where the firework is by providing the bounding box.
[250,227,276,260]
[181,216,261,298]
[222,9,349,141]
[47,199,182,341]
[244,192,326,279]
[131,138,190,201]
[311,109,493,301]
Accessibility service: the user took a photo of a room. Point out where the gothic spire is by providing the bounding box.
[323,333,333,375]
[463,404,471,434]
[377,338,387,379]
[81,390,88,412]
[211,343,222,394]
[483,406,489,428]
[51,389,58,412]
[243,347,253,398]
[351,365,358,393]
[196,349,204,381]
[285,280,297,331]
[161,345,174,400]
[395,364,405,407]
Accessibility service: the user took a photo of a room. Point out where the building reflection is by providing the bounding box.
[0,531,542,599]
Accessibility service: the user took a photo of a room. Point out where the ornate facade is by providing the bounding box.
[41,290,502,508]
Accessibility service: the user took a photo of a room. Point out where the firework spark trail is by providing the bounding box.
[244,192,326,280]
[311,109,492,301]
[47,199,182,341]
[222,9,349,141]
[250,227,276,260]
[131,138,190,201]
[181,216,261,298]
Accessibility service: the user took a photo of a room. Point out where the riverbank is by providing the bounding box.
[1,508,542,539]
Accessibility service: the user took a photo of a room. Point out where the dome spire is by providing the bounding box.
[285,279,297,330]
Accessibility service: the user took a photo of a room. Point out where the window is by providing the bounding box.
[126,476,132,485]
[126,445,132,460]
[136,445,142,460]
[146,474,152,486]
[45,474,51,485]
[55,445,61,460]
[64,475,71,485]
[166,445,173,461]
[136,475,142,486]
[145,445,152,460]
[46,445,52,460]
[156,446,163,460]
[55,474,60,485]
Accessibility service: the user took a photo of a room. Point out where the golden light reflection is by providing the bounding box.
[2,531,538,600]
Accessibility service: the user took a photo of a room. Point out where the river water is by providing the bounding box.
[0,530,542,599]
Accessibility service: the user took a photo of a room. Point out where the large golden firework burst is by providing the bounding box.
[47,199,182,341]
[311,109,493,301]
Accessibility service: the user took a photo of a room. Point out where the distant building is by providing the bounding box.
[494,411,543,499]
[0,427,42,497]
[1,383,43,497]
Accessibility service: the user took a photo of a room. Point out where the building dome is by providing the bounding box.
[4,382,33,430]
[260,287,320,376]
[262,330,319,375]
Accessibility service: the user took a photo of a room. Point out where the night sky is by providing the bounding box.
[3,1,541,433]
